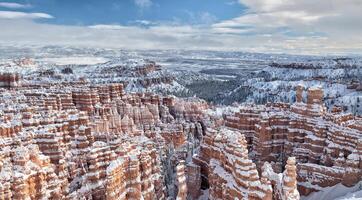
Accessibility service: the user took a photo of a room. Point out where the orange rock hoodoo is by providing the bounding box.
[0,81,208,200]
[0,73,21,88]
[225,86,362,196]
[176,161,188,200]
[192,126,300,199]
[0,80,360,199]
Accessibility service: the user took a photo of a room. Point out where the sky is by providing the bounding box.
[0,0,361,55]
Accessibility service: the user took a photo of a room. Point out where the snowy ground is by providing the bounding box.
[36,56,109,65]
[302,181,362,200]
[198,189,209,200]
[1,46,361,114]
[335,190,362,200]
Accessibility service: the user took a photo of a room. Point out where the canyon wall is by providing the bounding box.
[225,86,362,196]
[0,72,360,199]
[0,81,206,200]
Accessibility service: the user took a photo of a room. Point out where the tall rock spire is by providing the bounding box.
[176,160,188,200]
[282,157,300,200]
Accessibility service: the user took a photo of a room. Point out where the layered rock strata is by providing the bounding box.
[224,86,362,196]
[0,82,206,199]
[0,79,360,199]
[0,73,21,88]
[193,127,288,199]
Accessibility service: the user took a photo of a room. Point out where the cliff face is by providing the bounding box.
[176,161,188,200]
[0,81,207,200]
[0,73,21,88]
[192,127,299,200]
[0,76,360,200]
[224,86,362,196]
[193,127,271,199]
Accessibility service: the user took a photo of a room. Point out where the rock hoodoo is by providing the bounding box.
[0,69,360,199]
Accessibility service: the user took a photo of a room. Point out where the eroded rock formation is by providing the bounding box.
[0,73,360,200]
[0,73,21,88]
[0,81,207,200]
[224,86,362,197]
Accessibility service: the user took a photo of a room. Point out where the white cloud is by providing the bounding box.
[228,0,362,36]
[209,0,362,54]
[0,2,31,9]
[0,0,362,55]
[0,11,53,19]
[1,19,361,55]
[89,24,126,30]
[133,20,153,25]
[134,0,152,9]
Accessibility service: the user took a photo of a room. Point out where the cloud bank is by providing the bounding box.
[0,0,362,55]
[0,11,53,19]
[0,2,31,9]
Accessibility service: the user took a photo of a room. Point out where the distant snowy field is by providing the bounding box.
[0,46,361,114]
[37,57,109,65]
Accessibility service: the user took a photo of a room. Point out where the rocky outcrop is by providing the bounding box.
[14,58,36,67]
[176,161,187,200]
[0,81,209,199]
[224,86,362,197]
[186,163,201,199]
[193,127,276,199]
[4,145,63,200]
[0,73,21,88]
[0,69,360,200]
[261,158,299,200]
[282,157,299,200]
[139,77,174,88]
